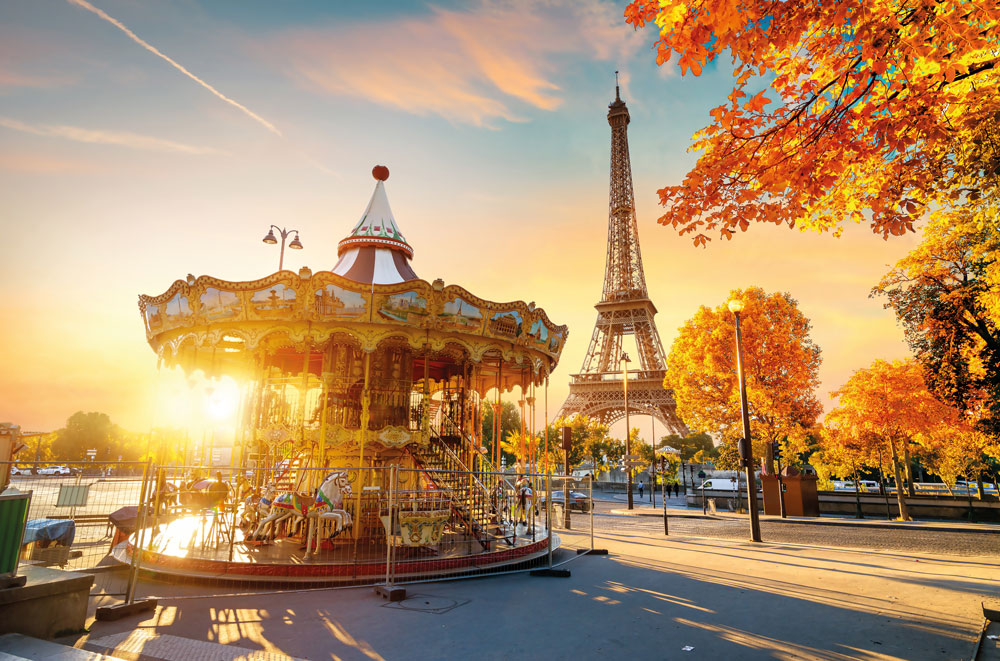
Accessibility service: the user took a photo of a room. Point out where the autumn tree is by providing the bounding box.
[664,287,822,470]
[625,1,1000,244]
[814,424,882,494]
[915,423,998,496]
[826,358,966,520]
[874,207,1000,433]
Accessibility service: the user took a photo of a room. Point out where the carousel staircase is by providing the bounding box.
[408,420,518,550]
[273,453,307,492]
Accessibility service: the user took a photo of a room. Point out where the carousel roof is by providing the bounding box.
[333,166,418,285]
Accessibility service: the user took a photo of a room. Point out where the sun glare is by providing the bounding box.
[154,368,241,432]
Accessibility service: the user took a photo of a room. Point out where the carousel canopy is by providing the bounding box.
[333,166,418,285]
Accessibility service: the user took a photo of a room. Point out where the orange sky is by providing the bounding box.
[0,1,920,438]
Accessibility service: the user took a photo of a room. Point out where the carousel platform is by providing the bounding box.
[111,513,557,583]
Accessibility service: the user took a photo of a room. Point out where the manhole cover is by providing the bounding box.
[383,594,470,614]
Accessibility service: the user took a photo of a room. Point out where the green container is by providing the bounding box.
[0,491,31,576]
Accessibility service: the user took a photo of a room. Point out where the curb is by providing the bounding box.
[607,508,999,534]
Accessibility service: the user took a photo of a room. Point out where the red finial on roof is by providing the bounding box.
[372,165,389,181]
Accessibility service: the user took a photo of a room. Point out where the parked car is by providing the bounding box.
[37,465,74,476]
[539,490,592,512]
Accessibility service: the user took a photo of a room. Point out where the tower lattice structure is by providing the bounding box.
[557,85,688,437]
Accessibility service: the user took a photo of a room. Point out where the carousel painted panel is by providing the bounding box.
[437,296,484,333]
[248,283,298,320]
[200,287,244,322]
[525,317,564,355]
[313,283,368,322]
[376,290,429,325]
[485,309,523,340]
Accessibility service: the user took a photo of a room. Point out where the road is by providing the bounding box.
[589,499,1000,557]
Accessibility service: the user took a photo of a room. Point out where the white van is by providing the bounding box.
[696,478,740,491]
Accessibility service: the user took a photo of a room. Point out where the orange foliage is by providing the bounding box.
[625,0,1000,243]
[663,287,822,465]
[825,358,964,518]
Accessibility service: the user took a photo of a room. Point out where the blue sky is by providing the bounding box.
[0,0,919,437]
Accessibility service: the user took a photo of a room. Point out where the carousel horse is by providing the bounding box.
[303,471,353,557]
[513,476,536,525]
[248,471,353,547]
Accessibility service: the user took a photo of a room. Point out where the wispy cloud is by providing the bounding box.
[0,151,92,174]
[0,116,219,154]
[65,0,281,136]
[266,0,642,127]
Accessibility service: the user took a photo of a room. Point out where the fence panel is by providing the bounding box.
[543,474,594,560]
[2,461,148,600]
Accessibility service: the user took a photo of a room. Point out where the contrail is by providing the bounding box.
[66,0,282,137]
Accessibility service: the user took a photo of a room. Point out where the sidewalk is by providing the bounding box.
[65,517,1000,660]
[606,493,1000,533]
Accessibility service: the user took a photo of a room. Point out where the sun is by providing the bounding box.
[204,377,240,422]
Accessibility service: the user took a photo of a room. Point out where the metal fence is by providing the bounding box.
[2,461,149,602]
[2,461,594,603]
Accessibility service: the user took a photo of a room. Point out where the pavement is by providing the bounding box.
[53,501,1000,661]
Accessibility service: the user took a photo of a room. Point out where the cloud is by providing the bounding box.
[0,116,219,154]
[65,0,281,136]
[266,0,642,127]
[0,151,93,174]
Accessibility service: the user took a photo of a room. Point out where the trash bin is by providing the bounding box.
[0,491,31,578]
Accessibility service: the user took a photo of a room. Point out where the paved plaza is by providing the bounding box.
[63,500,1000,661]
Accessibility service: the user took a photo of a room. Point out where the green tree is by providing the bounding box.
[659,431,714,462]
[51,412,121,461]
[482,401,522,467]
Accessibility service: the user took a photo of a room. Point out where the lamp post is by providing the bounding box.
[728,297,762,543]
[621,352,633,510]
[262,225,303,271]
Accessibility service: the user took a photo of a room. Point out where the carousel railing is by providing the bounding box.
[408,435,493,550]
[431,413,520,540]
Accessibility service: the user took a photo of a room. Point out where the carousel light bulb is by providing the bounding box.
[262,229,278,244]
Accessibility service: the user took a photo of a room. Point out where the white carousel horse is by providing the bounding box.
[304,471,353,557]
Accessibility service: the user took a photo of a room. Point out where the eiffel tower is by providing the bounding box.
[557,83,687,437]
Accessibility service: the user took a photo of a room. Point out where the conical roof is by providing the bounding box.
[333,166,418,285]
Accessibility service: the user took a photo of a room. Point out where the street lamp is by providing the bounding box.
[728,297,762,543]
[621,351,633,510]
[262,225,303,271]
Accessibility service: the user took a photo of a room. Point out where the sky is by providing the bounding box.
[0,0,921,438]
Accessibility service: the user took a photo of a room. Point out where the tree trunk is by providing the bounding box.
[902,440,916,498]
[888,438,911,521]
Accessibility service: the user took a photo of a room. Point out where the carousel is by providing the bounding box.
[123,166,569,583]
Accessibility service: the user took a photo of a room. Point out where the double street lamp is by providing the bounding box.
[621,351,633,510]
[262,225,303,271]
[728,297,762,543]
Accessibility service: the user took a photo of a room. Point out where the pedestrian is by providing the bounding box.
[638,481,644,499]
